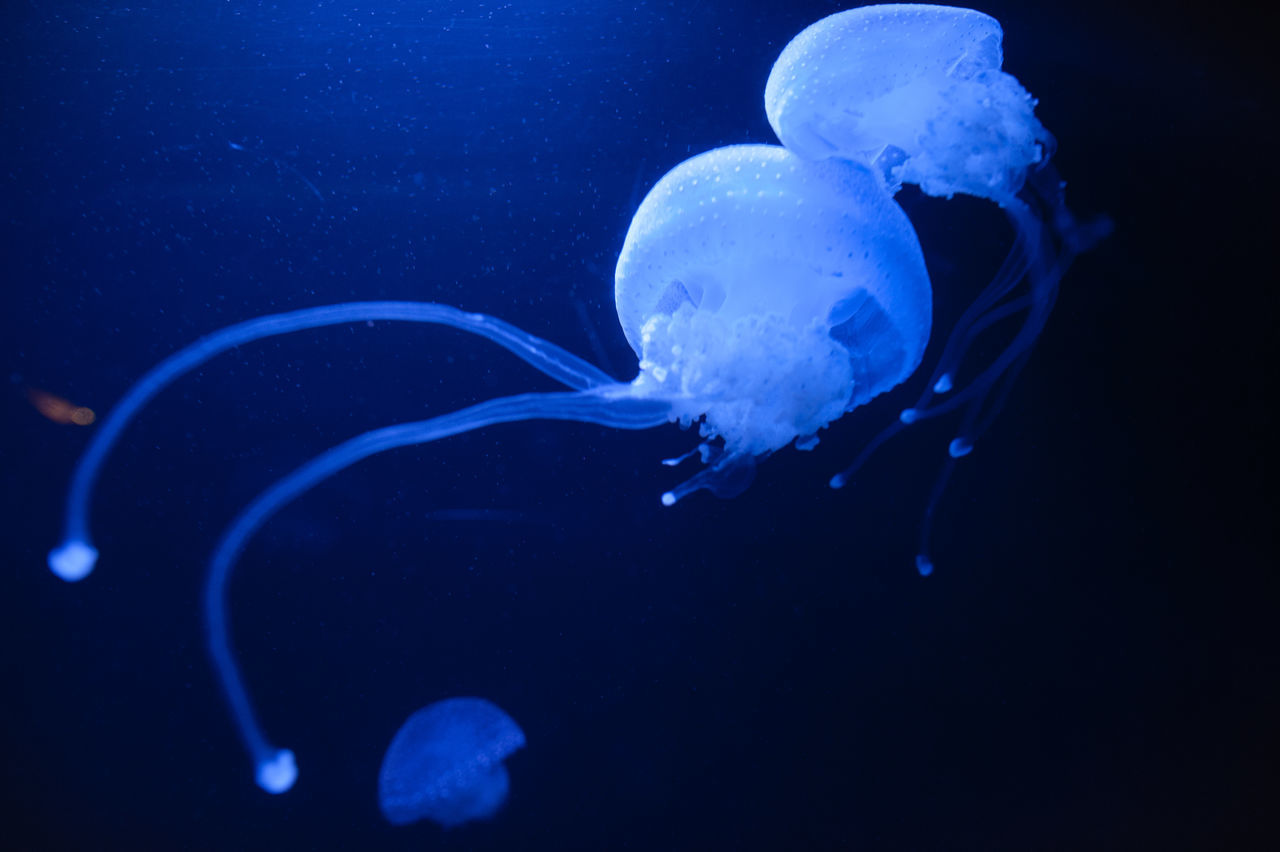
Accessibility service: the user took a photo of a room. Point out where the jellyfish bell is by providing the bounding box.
[378,698,526,828]
[616,144,932,498]
[765,4,1051,204]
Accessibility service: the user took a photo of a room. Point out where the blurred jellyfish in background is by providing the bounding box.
[379,698,526,828]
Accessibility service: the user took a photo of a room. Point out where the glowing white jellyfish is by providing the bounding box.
[45,4,1102,822]
[767,3,1109,574]
[766,3,1050,203]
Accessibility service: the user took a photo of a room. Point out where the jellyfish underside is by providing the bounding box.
[46,3,1101,818]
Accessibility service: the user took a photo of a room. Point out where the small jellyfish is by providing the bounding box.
[378,698,526,828]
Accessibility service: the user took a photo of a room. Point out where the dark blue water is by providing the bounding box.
[2,1,1272,849]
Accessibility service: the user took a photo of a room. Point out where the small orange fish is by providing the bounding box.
[27,388,96,426]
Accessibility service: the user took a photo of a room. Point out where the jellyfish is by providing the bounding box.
[766,4,1049,203]
[378,698,526,828]
[43,4,1101,816]
[766,4,1110,574]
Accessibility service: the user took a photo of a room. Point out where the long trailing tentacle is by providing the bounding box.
[48,302,620,581]
[203,387,671,793]
[833,164,1112,572]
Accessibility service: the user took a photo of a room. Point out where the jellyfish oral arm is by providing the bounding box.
[202,388,670,794]
[47,302,617,582]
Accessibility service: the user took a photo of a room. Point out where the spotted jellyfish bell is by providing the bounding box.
[764,3,1051,203]
[615,143,933,504]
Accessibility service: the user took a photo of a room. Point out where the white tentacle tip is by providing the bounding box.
[48,540,98,582]
[256,749,298,794]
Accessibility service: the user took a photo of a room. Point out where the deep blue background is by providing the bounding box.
[2,1,1273,849]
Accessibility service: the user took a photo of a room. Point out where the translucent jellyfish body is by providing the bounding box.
[765,4,1051,202]
[765,4,1108,572]
[379,698,526,828]
[617,144,931,457]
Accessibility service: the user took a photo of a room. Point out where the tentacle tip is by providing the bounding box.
[48,540,98,582]
[256,749,297,794]
[948,438,973,458]
[915,555,934,577]
[932,374,953,394]
[660,492,677,507]
[899,408,919,424]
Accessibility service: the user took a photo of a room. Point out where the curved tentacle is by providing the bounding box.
[833,163,1112,571]
[203,387,671,793]
[49,302,620,581]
